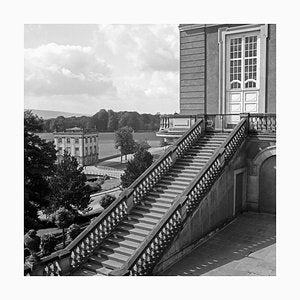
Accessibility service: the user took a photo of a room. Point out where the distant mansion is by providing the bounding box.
[53,127,99,166]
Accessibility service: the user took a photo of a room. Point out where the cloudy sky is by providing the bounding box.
[24,24,179,115]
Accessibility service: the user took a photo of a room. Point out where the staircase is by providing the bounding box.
[72,132,230,276]
[26,115,261,276]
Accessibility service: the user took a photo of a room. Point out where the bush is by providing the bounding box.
[160,139,170,147]
[67,224,81,240]
[100,194,116,209]
[50,208,75,247]
[40,233,57,256]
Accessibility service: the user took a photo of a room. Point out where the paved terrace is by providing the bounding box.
[162,212,276,276]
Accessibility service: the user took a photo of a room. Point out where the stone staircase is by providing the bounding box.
[72,132,230,276]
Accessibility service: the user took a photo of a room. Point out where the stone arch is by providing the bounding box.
[254,146,276,214]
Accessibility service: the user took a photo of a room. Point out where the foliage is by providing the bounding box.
[160,139,170,147]
[50,207,75,247]
[67,224,81,240]
[40,233,57,256]
[100,194,116,209]
[135,140,151,151]
[115,126,136,158]
[91,109,109,131]
[48,151,91,214]
[24,229,41,254]
[50,207,75,229]
[121,146,153,188]
[24,110,57,232]
[42,110,160,132]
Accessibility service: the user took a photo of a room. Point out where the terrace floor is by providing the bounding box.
[162,212,276,276]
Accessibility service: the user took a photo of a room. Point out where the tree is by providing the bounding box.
[50,207,75,247]
[91,109,109,131]
[135,140,151,151]
[48,151,91,214]
[107,110,118,131]
[121,146,153,188]
[24,110,57,232]
[115,126,136,162]
[99,194,116,209]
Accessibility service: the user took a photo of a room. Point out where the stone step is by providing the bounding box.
[113,230,146,243]
[107,236,140,250]
[160,177,190,186]
[168,171,196,179]
[131,208,164,220]
[188,149,215,154]
[175,161,206,167]
[123,218,155,230]
[128,214,158,226]
[171,167,200,174]
[145,196,174,205]
[82,260,107,273]
[92,250,130,264]
[154,183,186,192]
[173,164,203,171]
[143,199,172,210]
[118,224,150,237]
[148,191,176,199]
[99,241,136,256]
[89,256,123,270]
[134,205,168,216]
[151,185,180,194]
[72,267,98,276]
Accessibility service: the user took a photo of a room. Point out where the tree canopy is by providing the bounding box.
[115,126,136,160]
[121,145,153,188]
[42,109,160,132]
[24,110,57,232]
[48,151,91,215]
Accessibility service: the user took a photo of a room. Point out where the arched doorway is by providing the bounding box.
[259,155,276,214]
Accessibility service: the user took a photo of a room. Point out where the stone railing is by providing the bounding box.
[25,118,205,276]
[111,117,248,275]
[248,113,276,133]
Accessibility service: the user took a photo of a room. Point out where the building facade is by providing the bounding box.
[53,127,99,166]
[157,24,276,140]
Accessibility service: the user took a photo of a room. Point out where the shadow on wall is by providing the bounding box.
[162,212,276,276]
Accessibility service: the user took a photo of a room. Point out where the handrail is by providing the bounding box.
[113,117,248,275]
[111,198,182,275]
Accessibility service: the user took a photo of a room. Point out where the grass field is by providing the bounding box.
[37,131,161,159]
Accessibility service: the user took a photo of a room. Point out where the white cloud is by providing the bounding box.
[24,25,180,114]
[96,24,179,73]
[24,43,117,96]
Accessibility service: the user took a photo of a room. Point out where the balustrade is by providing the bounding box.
[114,117,248,276]
[68,200,127,269]
[248,114,276,133]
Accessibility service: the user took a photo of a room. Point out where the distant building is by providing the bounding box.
[53,127,99,166]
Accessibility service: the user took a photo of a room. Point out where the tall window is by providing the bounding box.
[229,38,242,89]
[94,145,96,154]
[75,138,79,144]
[58,138,62,143]
[244,36,258,88]
[66,138,70,144]
[229,35,259,90]
[75,147,79,156]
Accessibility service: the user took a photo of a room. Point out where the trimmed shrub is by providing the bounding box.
[40,233,57,256]
[67,224,81,240]
[100,194,116,209]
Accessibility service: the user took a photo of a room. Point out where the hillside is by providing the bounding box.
[27,109,91,120]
